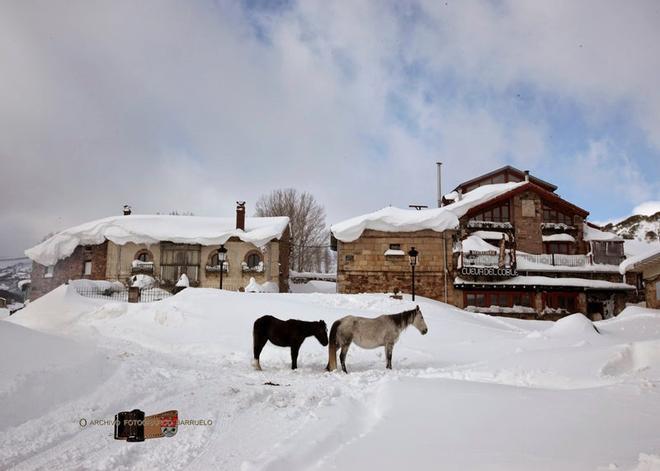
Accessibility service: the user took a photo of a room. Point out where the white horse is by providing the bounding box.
[326,305,428,373]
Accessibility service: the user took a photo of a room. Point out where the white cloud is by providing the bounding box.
[0,1,659,255]
[632,201,660,217]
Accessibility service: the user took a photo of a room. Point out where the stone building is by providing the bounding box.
[332,166,637,320]
[26,204,290,300]
[620,247,660,309]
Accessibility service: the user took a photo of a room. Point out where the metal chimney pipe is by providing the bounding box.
[436,162,442,207]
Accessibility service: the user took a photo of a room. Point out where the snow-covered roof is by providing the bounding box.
[25,214,290,266]
[455,275,635,290]
[542,233,576,243]
[460,235,499,253]
[619,245,660,274]
[471,230,509,241]
[331,182,526,242]
[583,224,623,242]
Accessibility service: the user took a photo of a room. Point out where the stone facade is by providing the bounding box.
[647,274,660,309]
[337,229,455,303]
[511,190,544,254]
[30,242,108,300]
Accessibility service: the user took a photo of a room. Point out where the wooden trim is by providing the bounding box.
[464,182,589,220]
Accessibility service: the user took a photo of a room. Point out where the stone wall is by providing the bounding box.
[30,242,108,301]
[105,238,287,291]
[511,190,544,254]
[337,229,455,302]
[646,273,660,309]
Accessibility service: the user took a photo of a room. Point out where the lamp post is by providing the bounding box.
[218,244,228,289]
[408,246,419,301]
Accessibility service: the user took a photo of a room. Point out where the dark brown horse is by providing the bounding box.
[252,315,328,370]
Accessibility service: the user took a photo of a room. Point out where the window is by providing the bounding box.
[465,291,532,308]
[472,201,511,222]
[542,203,574,225]
[246,253,262,268]
[84,261,92,276]
[389,244,401,250]
[546,292,578,312]
[345,255,354,262]
[656,281,660,301]
[136,250,152,262]
[44,265,54,278]
[210,252,220,267]
[545,242,570,254]
[160,243,201,283]
[605,242,623,256]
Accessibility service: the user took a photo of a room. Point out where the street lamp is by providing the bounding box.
[218,244,228,289]
[408,246,419,301]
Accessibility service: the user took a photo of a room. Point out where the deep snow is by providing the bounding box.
[2,286,660,470]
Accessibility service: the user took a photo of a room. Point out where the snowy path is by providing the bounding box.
[2,287,660,470]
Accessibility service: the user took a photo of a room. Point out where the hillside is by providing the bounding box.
[0,257,31,306]
[602,211,660,242]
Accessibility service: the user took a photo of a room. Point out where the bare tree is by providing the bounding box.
[255,189,330,273]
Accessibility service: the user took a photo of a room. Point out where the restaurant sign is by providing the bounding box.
[460,266,518,277]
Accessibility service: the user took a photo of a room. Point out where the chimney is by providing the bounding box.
[524,170,530,182]
[436,162,443,207]
[457,188,463,201]
[123,204,132,216]
[236,201,246,230]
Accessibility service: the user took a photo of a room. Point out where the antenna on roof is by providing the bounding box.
[123,204,132,216]
[409,205,428,211]
[437,162,442,207]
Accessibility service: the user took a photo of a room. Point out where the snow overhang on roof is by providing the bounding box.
[331,182,526,242]
[25,214,290,266]
[619,246,660,274]
[583,223,623,242]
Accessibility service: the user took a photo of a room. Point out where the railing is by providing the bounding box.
[72,286,172,302]
[205,264,228,273]
[467,220,513,230]
[462,251,513,267]
[131,261,154,275]
[517,253,588,267]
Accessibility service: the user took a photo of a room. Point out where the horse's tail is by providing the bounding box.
[326,319,341,371]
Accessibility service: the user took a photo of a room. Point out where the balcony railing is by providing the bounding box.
[462,251,513,268]
[517,253,589,268]
[131,260,154,274]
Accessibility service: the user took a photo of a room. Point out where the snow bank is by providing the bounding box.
[290,280,337,294]
[244,277,278,293]
[544,313,600,338]
[4,287,660,470]
[25,214,290,266]
[331,182,525,242]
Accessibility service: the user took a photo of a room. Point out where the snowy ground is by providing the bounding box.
[2,286,660,470]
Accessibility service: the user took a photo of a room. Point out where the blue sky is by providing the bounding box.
[1,0,659,256]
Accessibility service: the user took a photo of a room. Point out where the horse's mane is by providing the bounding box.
[389,308,417,329]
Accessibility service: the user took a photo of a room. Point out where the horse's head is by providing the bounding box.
[412,305,428,335]
[314,320,329,346]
